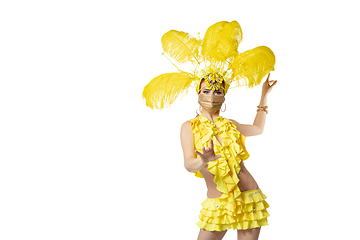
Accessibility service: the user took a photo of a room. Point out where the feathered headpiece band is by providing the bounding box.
[142,21,276,110]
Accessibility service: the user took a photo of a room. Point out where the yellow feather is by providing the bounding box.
[201,21,227,62]
[201,21,242,63]
[161,30,201,64]
[142,73,194,110]
[230,46,276,89]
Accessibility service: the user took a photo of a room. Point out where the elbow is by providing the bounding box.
[184,164,189,172]
[184,161,191,172]
[184,158,196,172]
[255,125,264,135]
[184,166,192,172]
[247,124,264,137]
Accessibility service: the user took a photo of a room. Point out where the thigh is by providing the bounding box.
[197,229,227,240]
[237,227,261,240]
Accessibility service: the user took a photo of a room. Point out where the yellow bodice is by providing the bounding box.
[189,113,250,211]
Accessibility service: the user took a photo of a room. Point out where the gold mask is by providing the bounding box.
[198,94,224,113]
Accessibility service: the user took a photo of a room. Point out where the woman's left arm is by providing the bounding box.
[231,73,277,137]
[253,73,277,133]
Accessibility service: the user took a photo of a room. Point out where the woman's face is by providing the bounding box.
[197,79,225,113]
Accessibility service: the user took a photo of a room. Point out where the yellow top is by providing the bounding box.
[189,113,250,213]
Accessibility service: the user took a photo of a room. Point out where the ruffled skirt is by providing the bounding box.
[196,189,270,231]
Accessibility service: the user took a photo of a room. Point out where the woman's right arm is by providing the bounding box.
[180,121,220,172]
[180,121,207,172]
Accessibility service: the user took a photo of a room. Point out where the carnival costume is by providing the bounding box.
[142,21,275,231]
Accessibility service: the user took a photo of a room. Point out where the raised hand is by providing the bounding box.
[194,139,221,164]
[262,73,277,95]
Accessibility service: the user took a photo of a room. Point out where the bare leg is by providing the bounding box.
[197,229,227,240]
[237,227,261,240]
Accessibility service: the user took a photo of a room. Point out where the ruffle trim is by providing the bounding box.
[189,114,250,180]
[189,114,250,212]
[197,190,270,231]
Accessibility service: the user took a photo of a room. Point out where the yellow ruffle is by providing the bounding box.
[190,114,269,231]
[189,113,250,179]
[189,114,250,212]
[197,190,270,231]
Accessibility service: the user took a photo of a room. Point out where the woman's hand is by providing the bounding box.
[262,73,277,95]
[194,139,221,164]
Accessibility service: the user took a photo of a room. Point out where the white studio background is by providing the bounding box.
[1,1,359,239]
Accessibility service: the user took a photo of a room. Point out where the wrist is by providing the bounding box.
[200,157,209,164]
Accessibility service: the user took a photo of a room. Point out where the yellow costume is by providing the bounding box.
[190,113,270,231]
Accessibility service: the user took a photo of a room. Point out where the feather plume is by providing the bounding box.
[201,21,227,62]
[201,21,242,63]
[161,30,201,64]
[142,72,194,110]
[230,46,275,89]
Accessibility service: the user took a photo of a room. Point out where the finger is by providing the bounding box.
[209,155,221,162]
[266,73,270,81]
[270,81,278,87]
[195,150,202,157]
[210,139,214,149]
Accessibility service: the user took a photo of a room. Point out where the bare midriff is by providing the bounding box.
[199,160,260,198]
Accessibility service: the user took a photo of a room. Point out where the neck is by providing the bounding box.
[201,110,220,123]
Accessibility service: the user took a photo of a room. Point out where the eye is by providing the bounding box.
[202,90,209,93]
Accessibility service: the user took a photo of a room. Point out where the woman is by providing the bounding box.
[180,74,277,240]
[142,20,277,240]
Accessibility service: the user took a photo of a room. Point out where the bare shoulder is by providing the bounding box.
[229,118,262,137]
[180,116,198,131]
[180,120,193,135]
[181,120,191,130]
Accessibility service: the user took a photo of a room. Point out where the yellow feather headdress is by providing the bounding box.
[142,20,276,110]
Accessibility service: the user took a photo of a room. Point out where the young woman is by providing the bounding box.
[180,74,277,240]
[142,20,277,240]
